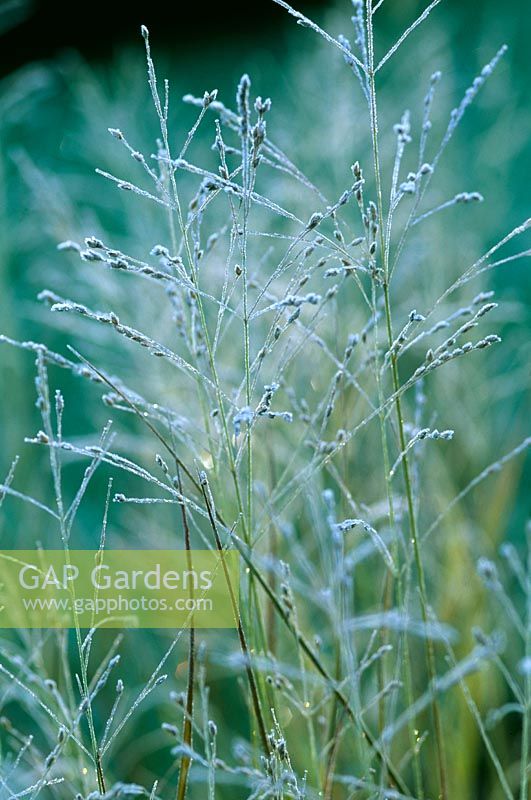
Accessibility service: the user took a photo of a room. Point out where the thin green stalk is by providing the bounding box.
[375,347,424,796]
[162,156,218,487]
[237,82,261,713]
[366,4,448,797]
[239,83,253,542]
[323,708,345,800]
[175,465,196,800]
[199,474,271,758]
[72,599,106,794]
[289,585,320,788]
[370,274,424,797]
[323,651,346,798]
[383,287,448,799]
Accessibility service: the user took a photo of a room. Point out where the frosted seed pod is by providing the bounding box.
[307,212,323,229]
[162,723,179,737]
